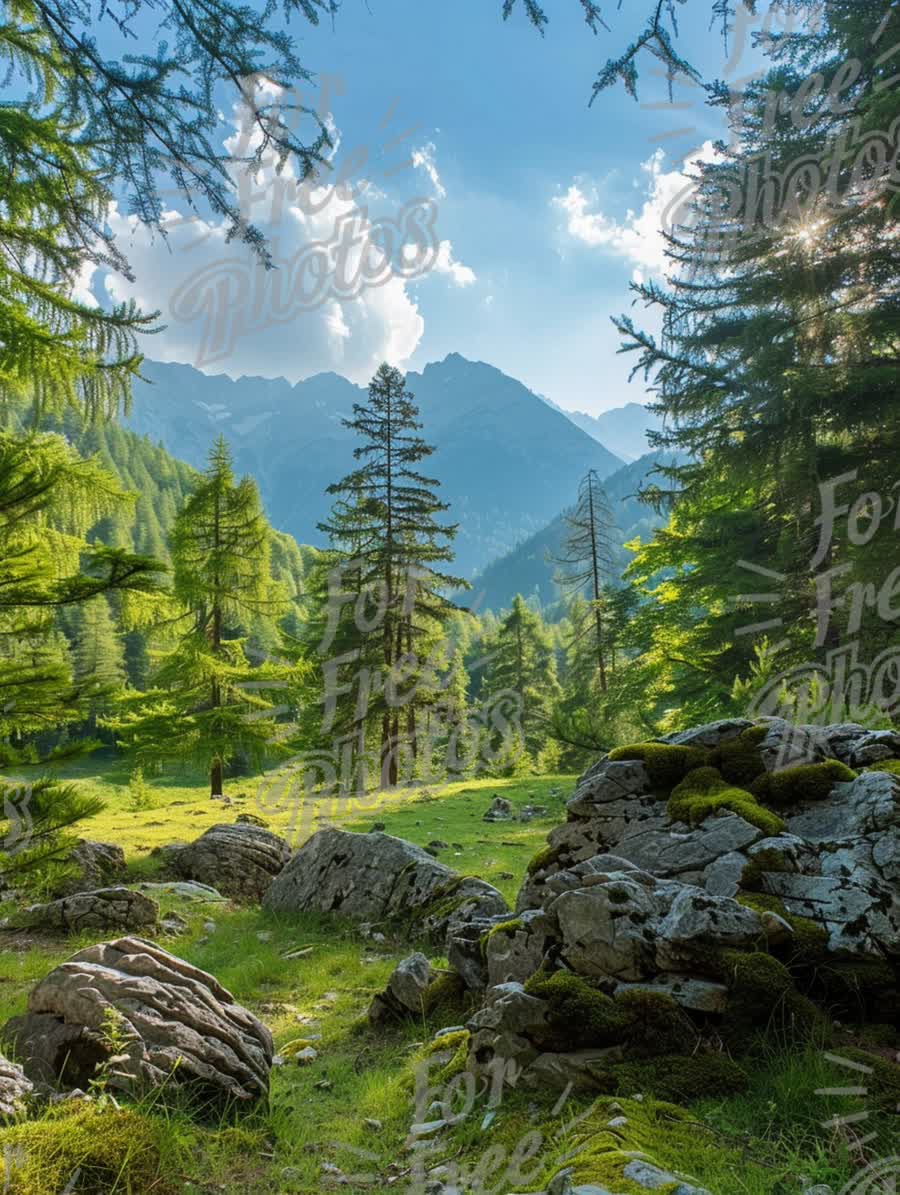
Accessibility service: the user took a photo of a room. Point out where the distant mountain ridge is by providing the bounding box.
[549,402,664,463]
[470,450,682,614]
[125,354,624,578]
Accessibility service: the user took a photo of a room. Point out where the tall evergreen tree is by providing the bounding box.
[613,2,900,728]
[549,469,618,690]
[112,438,289,795]
[70,596,126,725]
[318,364,467,788]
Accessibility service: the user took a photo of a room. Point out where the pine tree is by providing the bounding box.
[481,595,561,771]
[112,438,289,796]
[318,364,467,788]
[548,469,618,690]
[613,2,900,728]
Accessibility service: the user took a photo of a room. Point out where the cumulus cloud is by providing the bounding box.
[433,239,477,287]
[88,85,481,383]
[553,142,719,276]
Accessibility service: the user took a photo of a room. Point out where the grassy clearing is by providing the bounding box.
[0,753,897,1193]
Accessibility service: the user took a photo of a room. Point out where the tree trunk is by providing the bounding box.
[210,756,223,798]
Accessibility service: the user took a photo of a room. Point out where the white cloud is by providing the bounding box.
[411,142,447,199]
[87,84,482,383]
[553,141,719,276]
[433,239,476,287]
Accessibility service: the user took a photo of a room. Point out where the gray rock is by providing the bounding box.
[136,880,226,901]
[0,1053,32,1117]
[168,822,291,903]
[523,1046,624,1092]
[758,718,825,772]
[54,840,127,898]
[623,1159,711,1195]
[369,953,434,1023]
[566,761,651,818]
[614,975,729,1014]
[3,936,272,1103]
[663,719,753,749]
[485,910,552,988]
[747,835,820,874]
[656,887,762,970]
[553,878,659,982]
[612,814,762,877]
[17,887,158,934]
[483,796,514,822]
[702,850,748,897]
[848,730,900,768]
[263,828,507,945]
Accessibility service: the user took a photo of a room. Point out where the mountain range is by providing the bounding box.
[125,354,643,578]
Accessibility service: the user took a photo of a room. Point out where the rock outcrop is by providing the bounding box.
[3,937,273,1104]
[16,887,158,934]
[166,822,292,902]
[517,721,900,959]
[263,827,508,945]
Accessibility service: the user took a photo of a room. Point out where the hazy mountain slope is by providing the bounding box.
[125,354,623,577]
[469,451,680,614]
[565,402,663,463]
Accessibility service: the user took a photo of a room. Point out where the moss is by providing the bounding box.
[613,989,697,1057]
[751,759,857,807]
[713,724,768,786]
[668,767,785,836]
[611,1052,749,1103]
[717,947,828,1046]
[739,847,791,891]
[607,743,710,790]
[552,1096,721,1193]
[421,972,470,1022]
[0,1102,177,1195]
[526,843,564,876]
[420,1029,471,1084]
[865,758,900,776]
[524,970,631,1051]
[479,917,523,959]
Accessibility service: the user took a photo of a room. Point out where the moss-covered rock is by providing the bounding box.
[613,989,697,1057]
[524,970,631,1051]
[479,918,523,959]
[713,724,768,786]
[526,843,565,876]
[607,743,710,790]
[0,1102,178,1195]
[865,758,900,777]
[750,759,856,807]
[420,972,470,1022]
[668,767,785,835]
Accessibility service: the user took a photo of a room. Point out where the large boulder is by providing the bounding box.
[15,887,158,934]
[0,1053,32,1117]
[263,828,508,944]
[3,937,272,1104]
[54,840,127,897]
[167,823,292,903]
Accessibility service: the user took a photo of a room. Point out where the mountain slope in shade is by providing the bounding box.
[565,402,663,463]
[469,450,681,614]
[124,354,623,578]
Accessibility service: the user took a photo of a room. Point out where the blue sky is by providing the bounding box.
[92,1,778,414]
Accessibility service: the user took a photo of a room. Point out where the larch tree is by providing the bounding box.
[112,438,289,796]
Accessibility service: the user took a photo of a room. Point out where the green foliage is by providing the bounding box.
[668,767,785,835]
[0,775,103,896]
[126,766,154,812]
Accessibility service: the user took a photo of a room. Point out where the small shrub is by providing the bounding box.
[126,766,154,812]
